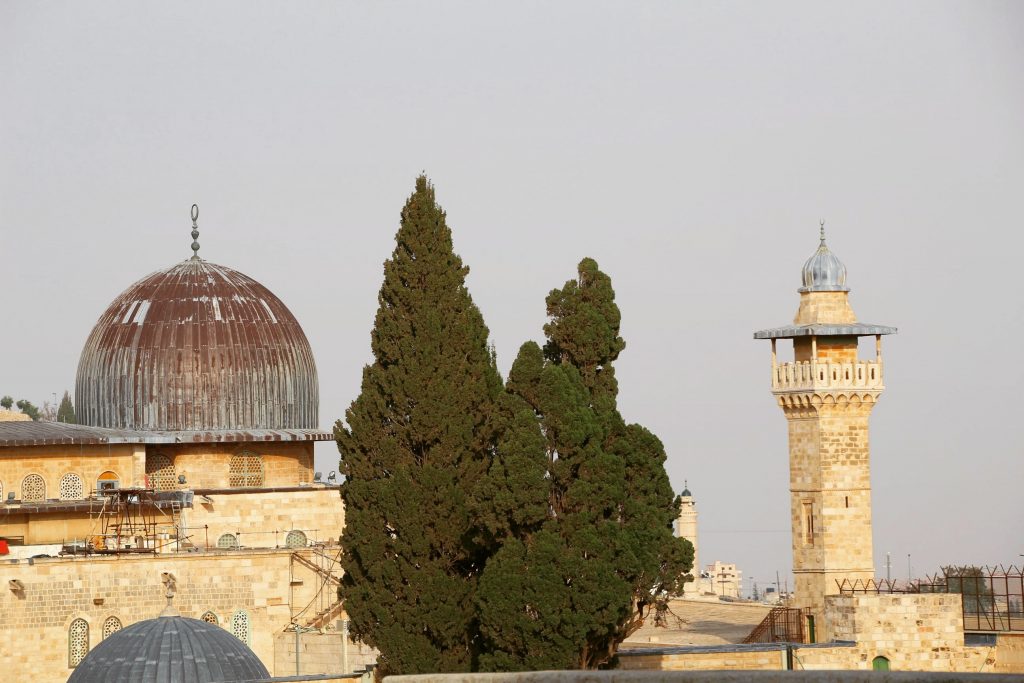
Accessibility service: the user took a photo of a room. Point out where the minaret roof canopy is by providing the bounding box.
[753,322,897,340]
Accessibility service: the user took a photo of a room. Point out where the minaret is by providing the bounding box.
[753,224,896,640]
[676,481,699,578]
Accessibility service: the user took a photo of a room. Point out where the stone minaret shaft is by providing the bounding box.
[754,227,895,635]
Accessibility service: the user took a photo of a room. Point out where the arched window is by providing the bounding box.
[97,471,120,491]
[146,453,176,491]
[229,452,263,487]
[102,616,122,639]
[285,530,308,549]
[217,533,239,549]
[22,474,45,502]
[68,618,89,667]
[231,610,250,645]
[872,656,890,671]
[201,611,219,625]
[59,473,84,500]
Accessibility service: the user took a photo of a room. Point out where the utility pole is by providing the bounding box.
[907,554,912,584]
[886,552,891,582]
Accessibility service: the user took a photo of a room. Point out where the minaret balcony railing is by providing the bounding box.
[771,360,884,393]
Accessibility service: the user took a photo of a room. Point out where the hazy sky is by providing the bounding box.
[2,2,1022,595]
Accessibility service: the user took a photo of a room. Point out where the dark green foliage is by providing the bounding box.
[335,176,503,676]
[476,259,693,670]
[940,566,996,615]
[15,399,40,421]
[57,390,76,423]
[0,396,12,410]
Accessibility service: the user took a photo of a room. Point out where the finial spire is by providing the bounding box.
[190,204,201,260]
[819,219,826,245]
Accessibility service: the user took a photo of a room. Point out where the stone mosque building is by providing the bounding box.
[0,207,371,681]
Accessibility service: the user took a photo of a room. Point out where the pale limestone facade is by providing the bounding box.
[766,288,885,632]
[0,547,370,682]
[0,436,356,682]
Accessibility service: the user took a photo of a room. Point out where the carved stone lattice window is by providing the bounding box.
[22,474,45,502]
[59,473,84,500]
[231,610,250,645]
[217,533,239,549]
[229,452,263,488]
[102,616,122,639]
[68,618,89,668]
[201,611,219,624]
[146,453,176,491]
[285,530,307,549]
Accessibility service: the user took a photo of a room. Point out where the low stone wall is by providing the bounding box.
[995,633,1024,674]
[274,630,379,676]
[387,671,1023,683]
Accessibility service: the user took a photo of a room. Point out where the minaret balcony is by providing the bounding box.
[771,360,884,393]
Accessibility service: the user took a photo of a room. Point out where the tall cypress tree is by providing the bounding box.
[57,390,76,423]
[544,258,693,662]
[476,259,692,670]
[336,176,503,675]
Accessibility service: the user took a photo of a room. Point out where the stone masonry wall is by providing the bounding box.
[186,487,345,549]
[0,547,351,682]
[154,440,315,489]
[0,442,143,505]
[793,291,858,326]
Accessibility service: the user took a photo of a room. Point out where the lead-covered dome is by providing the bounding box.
[799,224,848,292]
[76,259,319,431]
[67,615,270,683]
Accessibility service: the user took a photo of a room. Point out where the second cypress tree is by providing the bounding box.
[336,176,503,675]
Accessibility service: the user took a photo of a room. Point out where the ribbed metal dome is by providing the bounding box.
[67,616,270,683]
[76,259,319,431]
[800,226,849,292]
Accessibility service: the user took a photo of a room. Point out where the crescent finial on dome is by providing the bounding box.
[190,204,201,260]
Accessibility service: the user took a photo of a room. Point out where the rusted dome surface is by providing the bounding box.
[76,259,319,431]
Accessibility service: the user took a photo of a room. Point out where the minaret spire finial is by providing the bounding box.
[190,204,201,260]
[819,219,826,245]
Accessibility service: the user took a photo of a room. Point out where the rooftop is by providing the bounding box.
[0,421,332,448]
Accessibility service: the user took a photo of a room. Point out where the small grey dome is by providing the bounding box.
[800,224,849,293]
[67,615,269,683]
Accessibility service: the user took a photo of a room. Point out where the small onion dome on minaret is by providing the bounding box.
[799,220,849,293]
[681,480,692,498]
